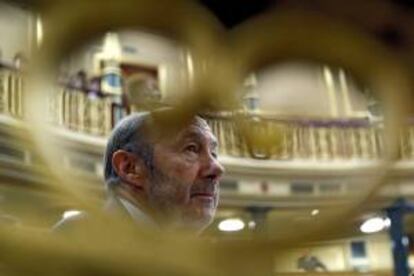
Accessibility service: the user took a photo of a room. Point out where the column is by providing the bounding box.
[323,67,339,118]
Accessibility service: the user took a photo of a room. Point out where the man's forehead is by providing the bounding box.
[179,118,216,141]
[189,116,211,131]
[152,116,216,145]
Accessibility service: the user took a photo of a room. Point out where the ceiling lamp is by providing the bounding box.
[218,218,245,232]
[62,210,82,220]
[311,209,320,216]
[360,217,390,234]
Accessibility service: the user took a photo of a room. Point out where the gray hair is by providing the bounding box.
[104,110,209,187]
[103,112,154,187]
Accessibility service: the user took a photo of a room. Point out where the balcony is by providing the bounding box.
[1,65,414,169]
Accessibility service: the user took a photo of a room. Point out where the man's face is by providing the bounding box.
[146,118,224,231]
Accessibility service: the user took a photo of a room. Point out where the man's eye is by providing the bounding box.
[185,144,199,153]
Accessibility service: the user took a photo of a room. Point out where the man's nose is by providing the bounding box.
[202,154,225,182]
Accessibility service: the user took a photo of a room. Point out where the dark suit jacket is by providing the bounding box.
[52,196,138,235]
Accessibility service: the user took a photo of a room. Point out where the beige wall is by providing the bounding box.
[0,2,32,63]
[254,63,370,118]
[256,63,331,117]
[366,234,393,270]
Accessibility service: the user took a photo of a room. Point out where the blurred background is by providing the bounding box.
[1,0,414,275]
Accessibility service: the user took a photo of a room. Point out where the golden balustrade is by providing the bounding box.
[399,121,414,160]
[0,67,409,162]
[0,67,23,118]
[48,86,115,136]
[205,113,384,161]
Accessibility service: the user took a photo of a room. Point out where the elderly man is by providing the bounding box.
[55,111,224,234]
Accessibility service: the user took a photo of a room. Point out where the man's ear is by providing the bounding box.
[112,150,147,191]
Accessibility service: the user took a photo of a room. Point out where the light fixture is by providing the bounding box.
[384,218,391,228]
[248,220,256,229]
[218,218,245,232]
[360,217,390,234]
[62,210,82,220]
[311,209,320,216]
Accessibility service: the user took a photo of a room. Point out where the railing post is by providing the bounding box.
[292,125,299,159]
[10,72,16,115]
[318,127,329,160]
[228,120,237,156]
[219,119,227,156]
[330,126,338,159]
[0,70,4,114]
[104,97,112,135]
[378,128,384,158]
[3,71,11,114]
[399,128,407,160]
[370,127,378,159]
[350,128,359,159]
[409,127,414,159]
[283,124,292,160]
[360,128,369,159]
[62,89,69,128]
[308,125,317,160]
[78,92,86,133]
[56,88,63,126]
[90,98,100,135]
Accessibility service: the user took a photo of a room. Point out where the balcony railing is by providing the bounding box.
[47,86,116,136]
[0,66,23,118]
[1,67,414,162]
[399,119,414,160]
[205,113,384,161]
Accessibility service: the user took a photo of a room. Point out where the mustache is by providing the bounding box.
[150,168,219,195]
[190,180,218,195]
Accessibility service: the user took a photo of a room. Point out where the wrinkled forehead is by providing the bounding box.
[177,118,218,149]
[149,115,216,145]
[181,117,216,141]
[177,117,214,141]
[189,116,211,131]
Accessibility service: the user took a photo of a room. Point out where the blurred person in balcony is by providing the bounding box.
[297,250,328,272]
[54,109,224,234]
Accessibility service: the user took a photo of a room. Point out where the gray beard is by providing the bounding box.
[147,168,216,232]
